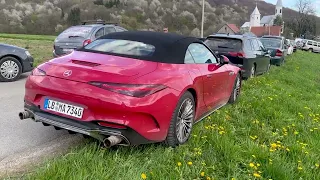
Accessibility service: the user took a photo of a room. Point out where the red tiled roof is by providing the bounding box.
[250,26,282,37]
[227,24,240,33]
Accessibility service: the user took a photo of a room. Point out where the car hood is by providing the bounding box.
[40,51,158,83]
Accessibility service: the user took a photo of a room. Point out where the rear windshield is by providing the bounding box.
[204,38,242,51]
[259,38,281,48]
[58,26,93,39]
[84,39,155,57]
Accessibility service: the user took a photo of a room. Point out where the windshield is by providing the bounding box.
[259,38,281,48]
[204,38,242,51]
[58,26,93,39]
[84,39,156,57]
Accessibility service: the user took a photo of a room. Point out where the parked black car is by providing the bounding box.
[0,43,34,82]
[204,34,271,79]
[53,20,128,57]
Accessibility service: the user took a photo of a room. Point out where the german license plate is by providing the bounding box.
[44,99,84,119]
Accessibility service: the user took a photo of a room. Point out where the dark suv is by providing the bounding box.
[53,20,127,57]
[204,34,271,79]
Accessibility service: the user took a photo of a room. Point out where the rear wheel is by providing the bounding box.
[228,74,241,104]
[164,92,195,147]
[0,56,22,82]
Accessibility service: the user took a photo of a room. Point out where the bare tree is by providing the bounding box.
[294,0,316,38]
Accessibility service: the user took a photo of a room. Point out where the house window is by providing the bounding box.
[225,27,227,32]
[276,10,277,14]
[280,9,282,13]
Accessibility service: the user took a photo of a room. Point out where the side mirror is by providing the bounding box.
[220,55,230,65]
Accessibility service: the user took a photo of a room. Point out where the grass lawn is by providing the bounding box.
[15,51,319,180]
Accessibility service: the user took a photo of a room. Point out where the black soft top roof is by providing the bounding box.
[81,31,203,64]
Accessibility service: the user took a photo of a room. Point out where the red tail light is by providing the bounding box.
[89,82,167,98]
[31,68,46,76]
[275,49,283,57]
[83,39,92,46]
[228,51,245,58]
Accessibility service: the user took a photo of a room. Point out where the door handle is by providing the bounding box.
[207,74,212,78]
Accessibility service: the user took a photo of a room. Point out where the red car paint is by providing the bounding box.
[25,50,240,143]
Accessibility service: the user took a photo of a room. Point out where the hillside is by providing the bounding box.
[0,0,318,37]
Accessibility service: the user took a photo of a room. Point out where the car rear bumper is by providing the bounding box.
[270,57,283,65]
[24,75,180,144]
[23,102,153,145]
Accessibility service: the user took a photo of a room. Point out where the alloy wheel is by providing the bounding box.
[176,98,194,143]
[0,60,19,80]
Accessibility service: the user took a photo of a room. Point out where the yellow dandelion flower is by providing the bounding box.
[257,163,261,167]
[231,178,236,180]
[271,143,277,149]
[253,173,261,178]
[187,161,193,166]
[252,155,256,158]
[141,173,147,180]
[315,163,319,168]
[286,148,290,152]
[177,162,182,167]
[249,163,255,167]
[294,131,299,135]
[201,172,205,177]
[298,166,303,170]
[206,177,211,180]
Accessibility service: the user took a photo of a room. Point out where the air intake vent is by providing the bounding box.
[71,60,101,67]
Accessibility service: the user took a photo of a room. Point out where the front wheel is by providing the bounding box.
[228,74,241,104]
[0,56,22,82]
[164,92,195,147]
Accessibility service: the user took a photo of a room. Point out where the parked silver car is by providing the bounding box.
[301,39,320,53]
[53,20,127,57]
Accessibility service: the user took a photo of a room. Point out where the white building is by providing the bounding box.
[241,0,283,29]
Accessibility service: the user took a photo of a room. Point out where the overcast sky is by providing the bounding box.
[264,0,320,16]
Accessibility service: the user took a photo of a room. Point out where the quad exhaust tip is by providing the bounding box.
[19,111,33,120]
[103,136,123,148]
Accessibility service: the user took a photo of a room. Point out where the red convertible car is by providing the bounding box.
[19,31,242,147]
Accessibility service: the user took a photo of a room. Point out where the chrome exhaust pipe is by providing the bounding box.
[19,111,33,120]
[103,136,123,148]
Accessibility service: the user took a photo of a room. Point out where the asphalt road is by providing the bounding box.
[0,73,72,161]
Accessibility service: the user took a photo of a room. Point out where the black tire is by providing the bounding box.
[228,74,241,104]
[164,91,195,147]
[0,56,22,82]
